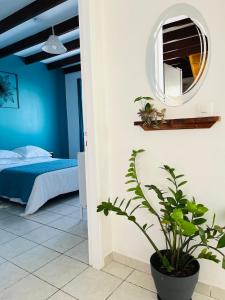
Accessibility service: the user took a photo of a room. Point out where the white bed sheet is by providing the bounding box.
[0,157,79,215]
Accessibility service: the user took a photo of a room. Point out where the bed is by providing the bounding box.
[0,147,79,215]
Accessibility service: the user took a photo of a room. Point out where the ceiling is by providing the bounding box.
[0,0,80,74]
[162,17,208,79]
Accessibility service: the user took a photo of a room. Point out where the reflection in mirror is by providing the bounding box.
[155,15,208,105]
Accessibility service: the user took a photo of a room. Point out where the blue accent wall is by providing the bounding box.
[0,55,68,158]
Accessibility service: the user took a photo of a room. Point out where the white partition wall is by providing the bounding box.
[79,0,225,289]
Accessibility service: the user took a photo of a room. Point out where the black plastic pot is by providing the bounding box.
[150,251,200,300]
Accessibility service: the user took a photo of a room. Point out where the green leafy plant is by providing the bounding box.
[134,96,166,127]
[97,150,225,276]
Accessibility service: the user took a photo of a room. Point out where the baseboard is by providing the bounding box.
[104,251,225,300]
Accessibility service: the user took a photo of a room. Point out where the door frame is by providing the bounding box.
[78,0,105,269]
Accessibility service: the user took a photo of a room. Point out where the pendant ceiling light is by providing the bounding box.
[42,26,67,55]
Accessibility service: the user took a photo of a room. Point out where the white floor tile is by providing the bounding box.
[0,274,57,300]
[0,262,28,292]
[0,257,5,265]
[0,215,40,235]
[25,211,62,225]
[193,292,212,300]
[70,221,88,238]
[103,261,133,280]
[65,240,89,264]
[49,290,77,300]
[43,232,83,253]
[126,270,156,292]
[22,225,62,244]
[11,245,60,272]
[48,216,81,233]
[108,282,157,300]
[72,207,86,220]
[0,237,37,259]
[0,210,15,220]
[35,255,87,288]
[47,204,81,216]
[0,229,17,245]
[62,267,122,300]
[195,282,211,297]
[61,195,80,207]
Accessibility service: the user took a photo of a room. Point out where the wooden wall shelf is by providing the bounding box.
[134,116,220,131]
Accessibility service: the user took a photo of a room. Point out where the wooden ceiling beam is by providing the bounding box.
[23,39,80,64]
[0,0,67,34]
[0,16,79,58]
[47,54,80,70]
[164,57,185,66]
[64,64,81,74]
[163,18,193,30]
[163,45,201,60]
[0,0,67,35]
[163,25,199,44]
[163,36,201,52]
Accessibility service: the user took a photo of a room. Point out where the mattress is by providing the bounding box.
[0,157,79,215]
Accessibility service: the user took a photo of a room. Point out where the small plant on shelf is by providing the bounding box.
[134,96,166,128]
[97,149,225,300]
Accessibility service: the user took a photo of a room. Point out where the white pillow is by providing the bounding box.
[0,158,21,165]
[0,150,22,159]
[13,146,51,158]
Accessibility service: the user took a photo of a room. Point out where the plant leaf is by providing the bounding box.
[125,180,136,184]
[222,256,225,269]
[179,220,197,236]
[217,234,225,249]
[145,185,164,201]
[198,249,220,264]
[199,227,207,243]
[178,181,188,187]
[214,225,223,234]
[134,96,153,103]
[193,218,207,225]
[195,204,208,216]
[186,201,197,213]
[161,255,174,272]
[171,208,183,222]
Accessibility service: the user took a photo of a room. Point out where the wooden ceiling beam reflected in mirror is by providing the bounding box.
[162,17,193,30]
[162,17,208,82]
[163,36,201,52]
[163,25,199,43]
[163,45,201,61]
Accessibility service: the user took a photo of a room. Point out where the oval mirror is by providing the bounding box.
[149,4,210,106]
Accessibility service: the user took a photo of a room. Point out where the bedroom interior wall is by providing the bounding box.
[65,71,81,158]
[85,0,225,289]
[0,55,68,158]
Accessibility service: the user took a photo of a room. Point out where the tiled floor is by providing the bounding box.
[0,194,218,299]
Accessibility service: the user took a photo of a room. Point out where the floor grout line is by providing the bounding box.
[0,196,91,299]
[1,196,217,300]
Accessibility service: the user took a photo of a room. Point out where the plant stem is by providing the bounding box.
[187,244,224,257]
[134,155,172,251]
[133,219,163,259]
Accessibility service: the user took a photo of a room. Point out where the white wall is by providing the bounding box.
[65,72,81,158]
[83,0,225,289]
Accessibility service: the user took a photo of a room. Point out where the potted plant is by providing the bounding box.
[97,149,225,300]
[134,96,166,128]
